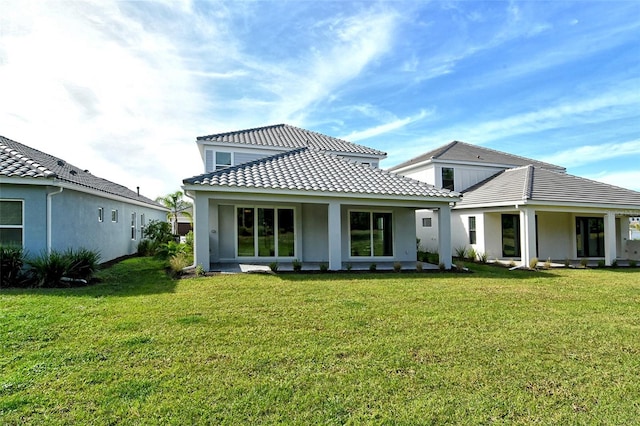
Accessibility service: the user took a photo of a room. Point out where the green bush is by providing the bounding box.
[455,246,467,259]
[269,261,279,272]
[292,259,302,272]
[630,260,637,268]
[27,251,71,287]
[144,220,174,245]
[467,247,477,262]
[168,253,190,277]
[369,263,377,272]
[137,239,154,256]
[0,245,26,287]
[64,248,100,280]
[319,263,328,273]
[25,248,101,287]
[195,264,206,276]
[393,262,402,272]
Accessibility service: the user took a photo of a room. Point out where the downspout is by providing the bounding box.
[47,186,64,254]
[183,189,197,269]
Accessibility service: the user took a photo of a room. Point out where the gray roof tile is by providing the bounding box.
[389,141,565,171]
[459,165,640,207]
[184,147,459,199]
[0,135,162,207]
[197,124,386,157]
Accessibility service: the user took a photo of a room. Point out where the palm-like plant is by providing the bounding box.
[156,191,193,234]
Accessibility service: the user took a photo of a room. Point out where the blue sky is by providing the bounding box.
[1,0,639,197]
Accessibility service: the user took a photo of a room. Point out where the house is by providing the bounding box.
[0,135,167,262]
[389,141,640,265]
[182,124,460,271]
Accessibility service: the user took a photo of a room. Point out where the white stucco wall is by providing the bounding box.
[301,203,329,262]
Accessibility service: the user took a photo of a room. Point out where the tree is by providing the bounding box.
[156,191,192,234]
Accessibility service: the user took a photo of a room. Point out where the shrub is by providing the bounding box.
[478,251,488,263]
[144,220,174,246]
[416,261,423,272]
[611,259,618,268]
[597,259,606,268]
[195,264,206,277]
[427,252,439,265]
[455,261,465,271]
[64,248,100,280]
[544,257,552,270]
[137,239,154,256]
[529,257,538,270]
[25,248,101,287]
[0,245,26,287]
[630,260,637,268]
[369,263,377,272]
[169,253,190,277]
[564,258,570,267]
[292,259,302,272]
[438,262,445,271]
[580,258,589,268]
[467,247,477,262]
[454,246,467,259]
[319,263,328,273]
[346,263,352,271]
[269,262,279,272]
[393,262,402,272]
[27,251,71,287]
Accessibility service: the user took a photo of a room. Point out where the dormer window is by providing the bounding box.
[205,150,233,172]
[442,167,454,191]
[216,152,232,170]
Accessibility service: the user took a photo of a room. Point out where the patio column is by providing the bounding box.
[604,211,617,266]
[520,207,536,268]
[193,193,211,271]
[328,202,342,270]
[438,205,452,269]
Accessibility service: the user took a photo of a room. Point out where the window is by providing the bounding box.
[237,207,295,257]
[140,214,146,239]
[0,200,23,246]
[131,212,136,240]
[98,207,104,222]
[576,217,604,257]
[442,167,454,191]
[216,152,232,170]
[111,209,118,223]
[469,216,476,244]
[502,214,520,257]
[422,217,432,227]
[349,211,393,257]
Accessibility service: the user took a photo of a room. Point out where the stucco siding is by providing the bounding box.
[536,212,573,260]
[50,188,166,262]
[416,210,439,252]
[301,204,329,262]
[218,204,235,260]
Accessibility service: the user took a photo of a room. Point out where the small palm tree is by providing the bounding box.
[156,191,192,235]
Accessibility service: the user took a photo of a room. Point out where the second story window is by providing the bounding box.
[442,167,454,191]
[216,152,232,170]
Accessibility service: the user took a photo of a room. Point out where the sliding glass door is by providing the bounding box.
[237,207,295,258]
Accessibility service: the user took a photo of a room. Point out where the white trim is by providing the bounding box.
[46,187,64,253]
[0,198,25,247]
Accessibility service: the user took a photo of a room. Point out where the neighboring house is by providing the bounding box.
[630,217,640,240]
[176,205,193,236]
[182,124,460,271]
[389,141,640,265]
[0,136,167,262]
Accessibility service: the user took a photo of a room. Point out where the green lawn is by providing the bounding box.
[1,258,639,424]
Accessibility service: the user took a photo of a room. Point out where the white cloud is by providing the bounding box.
[340,110,431,141]
[540,140,640,168]
[585,170,640,192]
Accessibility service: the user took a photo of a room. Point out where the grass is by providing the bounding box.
[1,257,639,424]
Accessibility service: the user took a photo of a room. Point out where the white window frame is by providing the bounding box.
[422,217,432,228]
[111,209,118,223]
[98,207,104,223]
[348,209,394,259]
[205,149,234,172]
[131,212,137,240]
[0,199,24,247]
[140,213,146,239]
[234,205,297,259]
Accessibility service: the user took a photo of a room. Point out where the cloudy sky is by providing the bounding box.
[1,0,639,198]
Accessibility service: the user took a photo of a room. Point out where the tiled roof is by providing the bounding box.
[197,124,386,157]
[0,135,162,207]
[184,147,459,199]
[389,141,565,171]
[459,165,640,207]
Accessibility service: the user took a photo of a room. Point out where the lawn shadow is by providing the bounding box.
[0,257,177,298]
[275,263,563,282]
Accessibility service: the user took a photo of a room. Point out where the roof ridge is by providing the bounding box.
[196,123,286,140]
[523,165,534,200]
